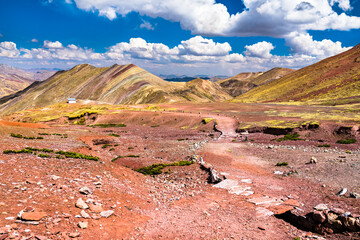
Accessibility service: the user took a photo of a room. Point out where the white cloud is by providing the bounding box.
[0,35,352,75]
[0,33,3,38]
[44,40,63,49]
[244,41,274,58]
[330,0,352,11]
[285,32,351,58]
[71,0,360,37]
[65,0,72,4]
[140,20,155,30]
[178,36,231,56]
[31,39,39,43]
[0,41,20,58]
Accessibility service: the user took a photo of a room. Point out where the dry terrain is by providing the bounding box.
[0,102,359,239]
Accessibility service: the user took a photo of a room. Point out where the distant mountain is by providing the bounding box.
[160,74,228,83]
[216,68,294,97]
[0,64,232,115]
[0,64,56,98]
[236,44,360,104]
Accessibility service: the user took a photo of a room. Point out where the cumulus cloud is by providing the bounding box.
[71,0,360,37]
[285,32,351,58]
[44,40,63,49]
[178,36,231,56]
[244,41,274,58]
[31,39,39,43]
[330,0,352,11]
[0,41,20,58]
[0,35,352,74]
[140,20,155,30]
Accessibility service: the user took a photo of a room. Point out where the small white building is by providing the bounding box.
[67,98,76,104]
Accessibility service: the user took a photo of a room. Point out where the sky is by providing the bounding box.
[0,0,360,76]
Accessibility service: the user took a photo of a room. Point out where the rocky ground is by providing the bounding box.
[0,105,359,240]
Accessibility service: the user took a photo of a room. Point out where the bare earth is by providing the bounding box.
[0,103,359,240]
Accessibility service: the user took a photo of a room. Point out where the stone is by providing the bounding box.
[336,188,347,196]
[343,217,357,231]
[21,212,47,221]
[79,187,92,195]
[23,207,34,212]
[350,192,360,199]
[100,210,114,218]
[89,204,103,213]
[69,232,80,238]
[312,211,326,223]
[77,221,88,229]
[51,175,61,181]
[80,210,91,219]
[314,204,328,211]
[309,157,317,164]
[75,198,89,210]
[208,169,223,183]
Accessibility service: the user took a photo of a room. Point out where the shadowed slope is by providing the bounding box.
[236,45,360,104]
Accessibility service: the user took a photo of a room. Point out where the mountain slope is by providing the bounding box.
[236,45,360,104]
[0,64,232,115]
[218,68,293,97]
[0,64,55,98]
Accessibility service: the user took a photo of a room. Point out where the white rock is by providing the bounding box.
[100,210,114,218]
[75,198,89,209]
[77,221,88,229]
[79,187,92,195]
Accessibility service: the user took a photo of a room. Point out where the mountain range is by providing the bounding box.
[0,64,55,98]
[0,43,359,115]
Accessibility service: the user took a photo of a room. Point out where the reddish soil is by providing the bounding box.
[0,103,359,239]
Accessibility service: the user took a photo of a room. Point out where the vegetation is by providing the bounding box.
[111,155,140,162]
[276,162,289,166]
[202,118,214,124]
[10,133,43,140]
[276,133,303,142]
[38,153,50,158]
[109,133,120,137]
[318,144,330,147]
[92,123,127,128]
[151,125,160,128]
[336,138,357,144]
[102,144,111,149]
[135,160,194,175]
[3,147,98,160]
[55,151,99,161]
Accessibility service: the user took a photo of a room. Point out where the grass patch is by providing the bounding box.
[92,123,126,128]
[10,133,43,140]
[135,160,194,176]
[318,144,330,147]
[151,125,160,128]
[336,139,356,144]
[111,155,140,162]
[275,162,289,166]
[102,144,111,149]
[109,133,120,137]
[202,118,214,124]
[38,153,50,158]
[55,151,99,161]
[276,133,303,142]
[177,138,189,141]
[128,147,134,150]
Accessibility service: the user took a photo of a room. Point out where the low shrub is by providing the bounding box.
[135,160,194,175]
[38,153,50,158]
[111,155,140,162]
[275,162,288,166]
[109,133,120,137]
[151,125,160,128]
[92,123,126,128]
[336,139,356,144]
[318,144,330,147]
[55,150,99,161]
[277,133,303,142]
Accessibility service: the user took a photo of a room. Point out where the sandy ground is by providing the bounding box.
[0,105,359,239]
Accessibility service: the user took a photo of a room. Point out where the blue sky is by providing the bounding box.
[0,0,359,76]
